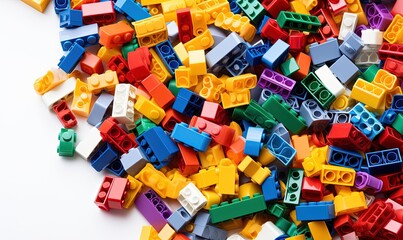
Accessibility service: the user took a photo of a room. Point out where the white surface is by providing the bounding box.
[0,1,156,239]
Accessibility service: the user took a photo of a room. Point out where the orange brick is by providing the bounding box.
[291,134,311,163]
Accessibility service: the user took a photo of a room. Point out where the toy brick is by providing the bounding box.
[34,68,69,95]
[338,12,358,40]
[60,9,83,28]
[262,169,281,201]
[262,39,290,70]
[135,189,172,231]
[173,88,205,117]
[188,50,206,76]
[183,29,214,52]
[330,55,360,84]
[58,42,85,73]
[245,44,270,66]
[365,3,393,31]
[261,0,289,18]
[214,12,256,42]
[260,18,288,44]
[167,207,192,232]
[271,123,290,143]
[314,65,345,98]
[244,127,265,157]
[350,103,384,140]
[328,146,363,171]
[171,123,211,152]
[115,0,151,21]
[291,135,310,163]
[384,14,403,44]
[327,122,371,152]
[57,128,76,157]
[75,127,103,161]
[52,100,77,129]
[308,221,331,240]
[384,58,403,78]
[235,0,265,23]
[81,1,116,25]
[361,29,384,46]
[366,148,402,175]
[87,92,113,126]
[120,147,149,176]
[178,182,207,216]
[308,38,341,65]
[99,21,134,49]
[277,11,320,33]
[243,99,277,131]
[70,79,92,117]
[238,156,271,184]
[301,177,324,202]
[177,8,193,43]
[258,68,296,99]
[105,158,126,177]
[262,94,307,134]
[80,52,104,75]
[132,14,168,47]
[42,77,76,109]
[283,168,304,205]
[225,54,250,76]
[99,117,138,154]
[267,133,296,166]
[296,201,335,221]
[378,43,403,61]
[355,45,381,67]
[299,99,331,132]
[167,21,179,43]
[355,171,383,193]
[107,177,130,209]
[255,221,286,240]
[87,70,119,94]
[94,176,114,211]
[140,225,160,240]
[21,0,51,13]
[320,165,356,186]
[90,142,118,172]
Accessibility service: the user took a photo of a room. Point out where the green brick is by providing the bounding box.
[267,203,288,218]
[57,128,76,157]
[232,107,247,122]
[243,99,277,131]
[361,64,378,82]
[135,118,156,136]
[122,38,139,60]
[209,193,267,223]
[281,57,300,77]
[277,11,321,33]
[283,168,304,205]
[262,95,306,134]
[301,72,336,108]
[392,113,403,135]
[168,79,181,96]
[236,0,266,23]
[275,217,292,233]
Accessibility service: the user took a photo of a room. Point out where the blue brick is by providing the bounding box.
[120,147,149,176]
[391,95,403,113]
[262,168,282,201]
[330,55,361,84]
[87,92,114,126]
[58,42,85,73]
[106,159,126,177]
[271,123,290,143]
[245,43,270,66]
[60,9,83,28]
[167,207,193,232]
[54,0,70,14]
[90,142,118,172]
[366,148,402,175]
[285,96,300,113]
[296,201,335,221]
[226,55,249,76]
[290,82,308,101]
[171,123,211,152]
[309,38,341,65]
[267,133,296,166]
[262,39,290,70]
[193,225,227,240]
[257,15,270,35]
[326,110,351,124]
[258,89,272,105]
[339,32,364,60]
[349,103,384,140]
[229,0,241,14]
[380,109,398,125]
[114,0,150,21]
[155,40,183,75]
[299,99,331,132]
[328,146,363,171]
[172,88,205,117]
[245,127,265,157]
[136,127,179,169]
[59,23,99,51]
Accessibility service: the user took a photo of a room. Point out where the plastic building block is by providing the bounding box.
[328,146,363,171]
[235,0,265,23]
[299,99,331,132]
[220,89,250,109]
[378,43,403,61]
[283,168,304,205]
[190,167,219,189]
[354,200,394,238]
[260,18,288,44]
[261,0,289,18]
[292,52,311,81]
[127,47,152,85]
[171,123,211,152]
[262,94,307,134]
[142,74,175,109]
[200,101,228,125]
[277,11,321,33]
[123,175,143,209]
[308,221,331,240]
[384,14,403,44]
[60,9,83,28]
[366,148,402,175]
[258,68,296,99]
[365,3,393,31]
[349,103,384,140]
[132,14,167,48]
[327,110,351,124]
[308,38,341,66]
[295,202,335,221]
[361,29,384,47]
[216,158,238,195]
[392,113,403,135]
[320,165,356,186]
[81,1,116,25]
[244,127,265,157]
[362,65,379,83]
[372,69,398,93]
[99,21,134,49]
[312,8,339,41]
[135,163,175,198]
[136,126,178,168]
[167,207,192,232]
[291,135,310,163]
[58,42,85,73]
[301,177,324,202]
[87,70,119,94]
[188,50,206,76]
[34,68,69,95]
[378,126,403,151]
[115,0,151,21]
[175,66,197,88]
[330,55,360,84]
[134,95,165,124]
[97,46,122,64]
[90,142,118,172]
[95,176,130,210]
[140,226,160,240]
[42,77,76,109]
[255,221,285,240]
[355,172,383,193]
[173,88,205,117]
[209,193,266,223]
[75,126,103,161]
[334,189,367,216]
[216,14,256,43]
[334,215,354,237]
[237,156,271,184]
[262,39,290,70]
[280,58,299,77]
[178,182,207,216]
[339,13,358,40]
[176,8,193,44]
[87,92,113,126]
[189,116,235,147]
[266,133,296,166]
[166,21,179,43]
[22,0,51,12]
[120,147,148,176]
[302,145,328,177]
[52,100,77,129]
[384,58,403,78]
[70,79,92,117]
[57,128,76,157]
[99,117,138,154]
[80,52,104,75]
[135,189,172,231]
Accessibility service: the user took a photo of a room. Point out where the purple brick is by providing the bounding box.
[365,3,393,31]
[134,189,172,231]
[257,68,296,99]
[354,25,368,37]
[354,171,383,193]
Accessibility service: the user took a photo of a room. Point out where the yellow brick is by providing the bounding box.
[257,146,276,166]
[225,74,257,92]
[308,221,331,240]
[217,218,244,231]
[132,14,167,47]
[322,193,335,201]
[188,50,207,76]
[286,234,306,240]
[240,213,268,239]
[87,70,119,94]
[345,0,368,25]
[135,163,172,198]
[221,89,250,109]
[190,167,219,189]
[158,224,175,240]
[214,12,256,42]
[289,210,302,227]
[161,0,186,22]
[238,156,271,185]
[150,49,172,83]
[21,0,51,12]
[140,226,161,240]
[297,0,317,11]
[302,146,328,177]
[134,95,166,124]
[34,68,68,95]
[191,9,208,36]
[97,46,122,63]
[175,66,198,88]
[351,78,386,109]
[197,0,230,24]
[239,182,262,198]
[140,0,169,6]
[216,158,238,195]
[198,144,225,168]
[201,189,221,210]
[384,14,403,44]
[372,69,398,92]
[184,29,215,51]
[71,79,92,117]
[280,180,286,198]
[174,43,189,67]
[334,191,367,216]
[123,176,143,208]
[320,165,356,186]
[331,94,355,110]
[290,1,309,14]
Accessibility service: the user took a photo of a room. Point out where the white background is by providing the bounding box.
[0,1,159,239]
